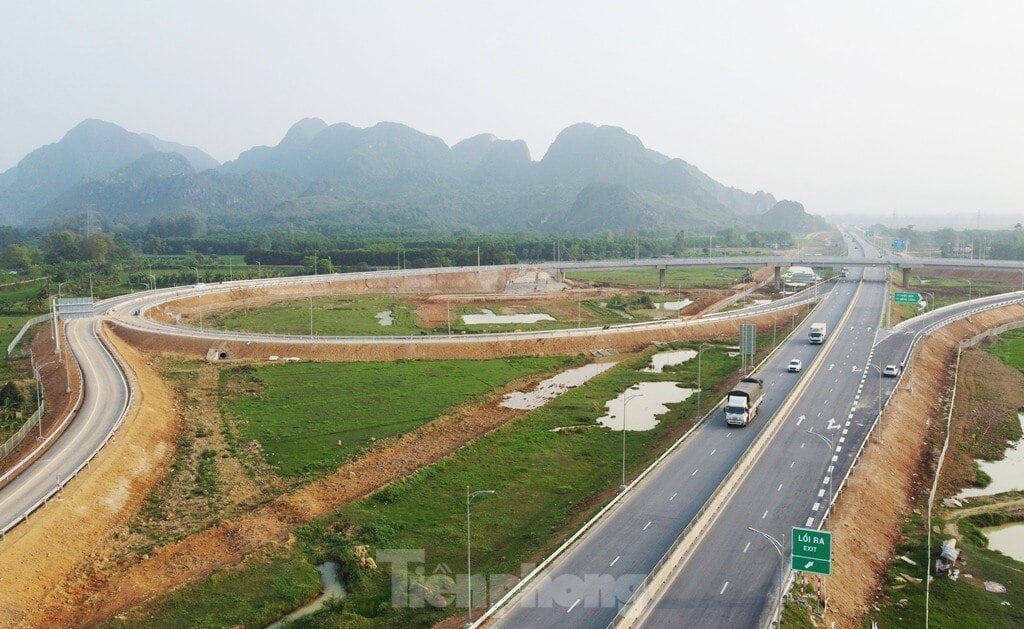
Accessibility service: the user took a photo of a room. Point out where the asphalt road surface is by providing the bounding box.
[637,239,1024,626]
[0,319,129,535]
[491,275,858,628]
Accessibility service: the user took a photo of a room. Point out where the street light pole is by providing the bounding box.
[621,389,640,490]
[965,278,973,301]
[466,487,495,627]
[921,291,935,313]
[696,343,711,420]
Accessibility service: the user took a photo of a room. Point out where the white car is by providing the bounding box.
[787,359,803,373]
[883,364,901,377]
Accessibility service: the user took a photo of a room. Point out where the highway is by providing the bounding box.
[490,271,858,627]
[0,319,130,536]
[634,236,1024,627]
[635,262,886,626]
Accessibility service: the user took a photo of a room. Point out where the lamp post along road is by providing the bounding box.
[466,487,495,626]
[696,343,711,421]
[921,291,935,312]
[621,390,640,490]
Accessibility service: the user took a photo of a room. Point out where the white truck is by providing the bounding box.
[724,377,765,426]
[809,322,827,344]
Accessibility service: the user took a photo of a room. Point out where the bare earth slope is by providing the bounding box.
[825,303,1024,627]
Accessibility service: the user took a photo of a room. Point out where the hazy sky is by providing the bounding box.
[2,1,1022,217]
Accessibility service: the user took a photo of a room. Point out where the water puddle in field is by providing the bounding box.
[501,363,617,410]
[376,310,394,326]
[959,413,1024,498]
[596,382,697,431]
[983,522,1024,563]
[462,309,555,325]
[268,562,344,627]
[642,349,697,373]
[659,299,693,311]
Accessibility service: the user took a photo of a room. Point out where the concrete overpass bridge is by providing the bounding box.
[546,255,1024,290]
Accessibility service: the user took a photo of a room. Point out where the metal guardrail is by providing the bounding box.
[0,321,87,538]
[6,314,49,356]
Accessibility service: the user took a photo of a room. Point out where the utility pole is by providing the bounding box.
[309,297,314,337]
[51,299,60,356]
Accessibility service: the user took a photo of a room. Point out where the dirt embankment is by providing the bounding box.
[0,327,180,627]
[824,302,1024,627]
[148,267,558,325]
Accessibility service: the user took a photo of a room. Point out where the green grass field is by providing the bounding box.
[566,267,752,289]
[866,511,1024,628]
[220,356,573,477]
[985,328,1024,372]
[204,295,656,336]
[210,295,423,336]
[125,342,752,627]
[102,552,322,629]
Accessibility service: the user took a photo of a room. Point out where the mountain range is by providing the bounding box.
[0,118,825,235]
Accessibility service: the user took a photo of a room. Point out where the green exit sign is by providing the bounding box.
[792,527,832,575]
[894,292,922,303]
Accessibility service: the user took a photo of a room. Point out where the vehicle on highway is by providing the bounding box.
[724,377,764,426]
[787,359,803,372]
[809,322,827,344]
[883,364,901,377]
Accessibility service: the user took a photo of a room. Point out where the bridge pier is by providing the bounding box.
[902,267,911,289]
[658,266,666,290]
[774,265,782,291]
